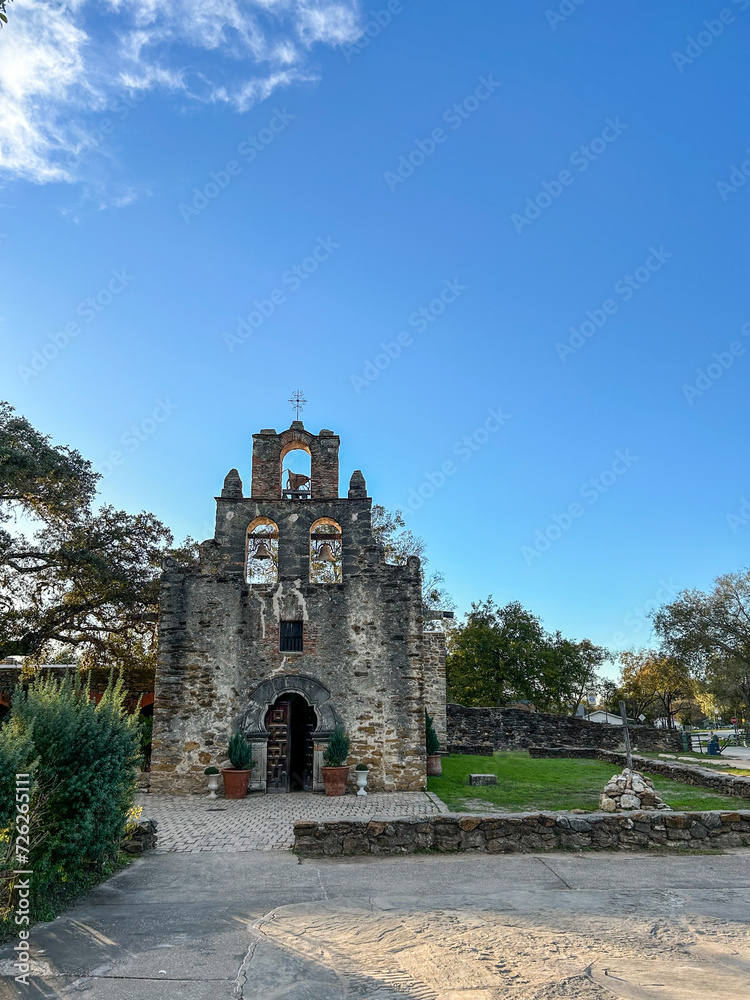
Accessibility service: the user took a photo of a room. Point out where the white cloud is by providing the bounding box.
[0,0,363,186]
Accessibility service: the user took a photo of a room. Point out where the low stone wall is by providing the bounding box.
[447,704,682,754]
[449,743,495,756]
[528,746,599,759]
[294,810,750,856]
[598,751,750,800]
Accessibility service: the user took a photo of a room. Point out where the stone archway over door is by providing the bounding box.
[240,674,340,792]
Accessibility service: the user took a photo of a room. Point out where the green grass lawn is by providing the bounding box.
[427,752,745,814]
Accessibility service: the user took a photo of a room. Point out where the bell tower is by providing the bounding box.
[250,423,340,500]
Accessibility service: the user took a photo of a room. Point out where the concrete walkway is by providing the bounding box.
[1,847,749,999]
[136,790,446,851]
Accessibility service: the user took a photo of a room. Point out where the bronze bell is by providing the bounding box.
[317,542,335,563]
[254,539,271,560]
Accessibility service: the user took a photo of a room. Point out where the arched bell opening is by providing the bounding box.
[264,693,318,792]
[281,441,312,500]
[309,517,342,584]
[246,516,279,584]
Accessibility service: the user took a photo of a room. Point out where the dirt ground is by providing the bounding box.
[249,895,750,999]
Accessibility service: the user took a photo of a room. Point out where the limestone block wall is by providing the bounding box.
[447,704,683,754]
[294,809,750,856]
[423,632,447,747]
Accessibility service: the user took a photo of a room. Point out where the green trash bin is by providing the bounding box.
[681,732,690,752]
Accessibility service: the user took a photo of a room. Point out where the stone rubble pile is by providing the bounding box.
[600,768,671,812]
[122,817,158,854]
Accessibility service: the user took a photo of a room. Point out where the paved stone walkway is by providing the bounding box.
[136,790,446,851]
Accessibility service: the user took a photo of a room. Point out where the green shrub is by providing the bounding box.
[323,727,350,767]
[0,673,139,939]
[204,766,220,775]
[425,711,440,754]
[227,732,253,770]
[355,762,368,771]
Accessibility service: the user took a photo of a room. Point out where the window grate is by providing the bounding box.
[280,621,303,652]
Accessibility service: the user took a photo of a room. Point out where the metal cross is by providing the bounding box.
[288,390,307,420]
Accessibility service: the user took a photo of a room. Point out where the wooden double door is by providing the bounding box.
[264,694,317,792]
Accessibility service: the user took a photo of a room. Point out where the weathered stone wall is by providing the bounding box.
[423,632,447,747]
[528,746,600,759]
[294,809,750,856]
[447,704,682,754]
[152,423,443,795]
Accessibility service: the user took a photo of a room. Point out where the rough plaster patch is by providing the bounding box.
[290,579,309,621]
[252,590,266,638]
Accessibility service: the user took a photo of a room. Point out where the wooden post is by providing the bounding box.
[620,700,633,771]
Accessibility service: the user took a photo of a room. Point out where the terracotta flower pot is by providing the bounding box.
[426,754,442,777]
[321,765,350,796]
[221,768,252,799]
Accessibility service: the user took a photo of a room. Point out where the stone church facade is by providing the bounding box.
[150,421,446,795]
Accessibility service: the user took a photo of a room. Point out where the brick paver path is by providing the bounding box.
[136,790,446,852]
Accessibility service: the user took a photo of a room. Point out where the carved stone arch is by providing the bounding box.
[240,674,340,739]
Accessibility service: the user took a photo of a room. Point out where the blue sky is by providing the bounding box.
[1,0,749,665]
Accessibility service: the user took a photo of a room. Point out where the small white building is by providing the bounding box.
[586,710,625,726]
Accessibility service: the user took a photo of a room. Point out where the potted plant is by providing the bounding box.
[426,711,442,776]
[354,762,369,797]
[204,766,221,799]
[221,732,254,799]
[321,727,351,796]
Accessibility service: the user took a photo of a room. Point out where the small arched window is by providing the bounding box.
[246,517,279,584]
[309,518,342,584]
